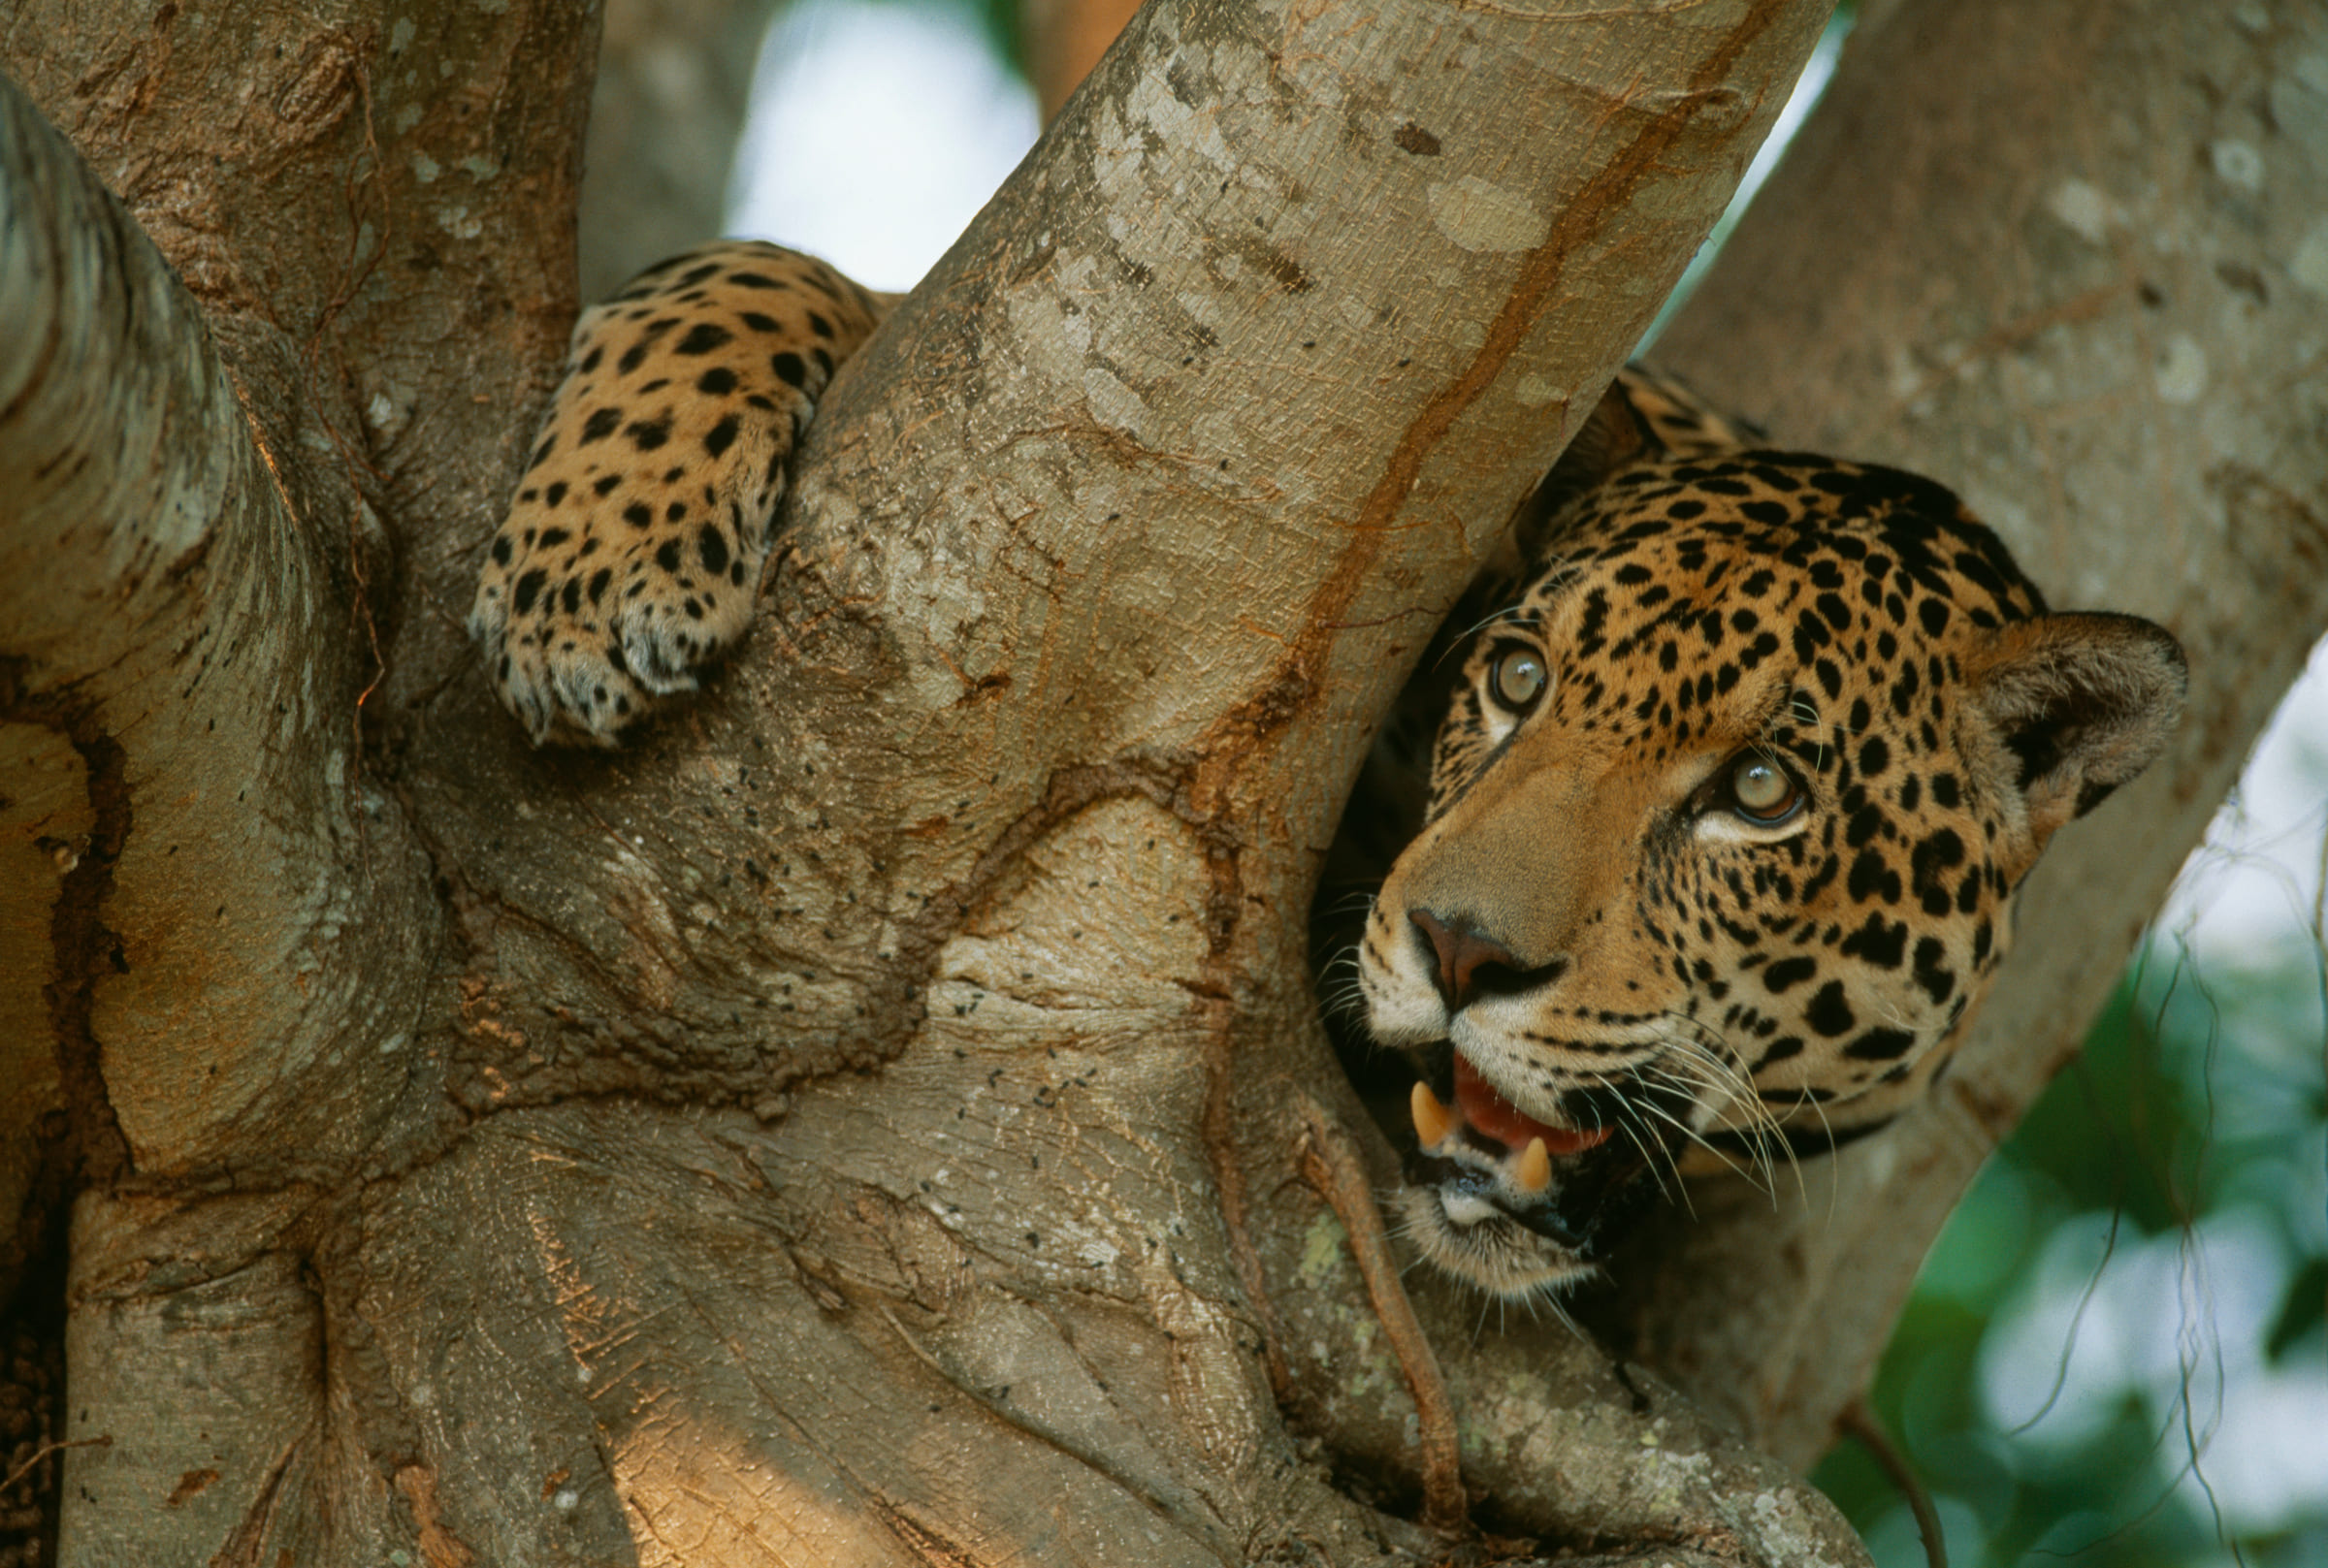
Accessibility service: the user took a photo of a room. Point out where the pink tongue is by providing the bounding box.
[1453,1055,1611,1155]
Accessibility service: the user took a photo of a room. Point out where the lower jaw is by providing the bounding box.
[1393,1186,1601,1300]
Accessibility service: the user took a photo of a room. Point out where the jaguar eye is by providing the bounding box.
[1728,755,1802,823]
[1487,644,1548,711]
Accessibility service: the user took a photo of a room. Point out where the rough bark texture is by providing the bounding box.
[1,0,1879,1561]
[4,0,2312,1561]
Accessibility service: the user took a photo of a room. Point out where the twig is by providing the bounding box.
[2,1433,112,1493]
[1295,1093,1467,1531]
[1838,1399,1945,1568]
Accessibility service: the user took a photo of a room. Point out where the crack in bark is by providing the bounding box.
[872,1300,1207,1549]
[2,670,134,1193]
[873,1503,980,1568]
[392,1463,478,1568]
[870,751,1194,1049]
[206,1415,315,1568]
[1287,0,1804,680]
[0,676,137,1567]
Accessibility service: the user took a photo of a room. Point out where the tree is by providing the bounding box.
[2,0,2321,1563]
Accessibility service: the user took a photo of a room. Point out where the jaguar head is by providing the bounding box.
[1355,380,2185,1298]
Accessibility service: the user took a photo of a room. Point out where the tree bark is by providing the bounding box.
[3,0,1880,1560]
[12,0,2312,1561]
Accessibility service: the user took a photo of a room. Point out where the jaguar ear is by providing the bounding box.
[1550,376,1658,488]
[1509,377,1655,558]
[1966,612,2186,848]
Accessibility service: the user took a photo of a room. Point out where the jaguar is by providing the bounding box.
[470,244,2184,1302]
[1347,368,2184,1297]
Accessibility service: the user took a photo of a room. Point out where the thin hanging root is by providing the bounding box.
[1838,1399,1947,1568]
[1297,1093,1468,1532]
[0,1434,109,1494]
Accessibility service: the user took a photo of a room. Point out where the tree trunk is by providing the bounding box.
[2,0,2315,1563]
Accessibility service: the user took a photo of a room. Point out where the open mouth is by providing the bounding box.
[1402,1047,1648,1261]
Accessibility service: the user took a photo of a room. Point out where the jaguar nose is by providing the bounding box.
[1409,909,1568,1012]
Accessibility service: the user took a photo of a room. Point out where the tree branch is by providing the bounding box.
[0,68,435,1186]
[379,0,1875,1556]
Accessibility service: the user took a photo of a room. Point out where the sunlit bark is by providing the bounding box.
[12,0,2312,1560]
[3,0,1859,1558]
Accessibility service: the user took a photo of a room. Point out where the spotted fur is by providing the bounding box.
[1354,369,2186,1299]
[471,240,889,746]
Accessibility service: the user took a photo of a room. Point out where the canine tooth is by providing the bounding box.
[1410,1081,1455,1149]
[1516,1136,1551,1194]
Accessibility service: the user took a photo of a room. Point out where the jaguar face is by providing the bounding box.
[1354,399,2183,1299]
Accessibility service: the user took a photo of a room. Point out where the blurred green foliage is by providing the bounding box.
[1815,928,2328,1567]
[965,0,1027,79]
